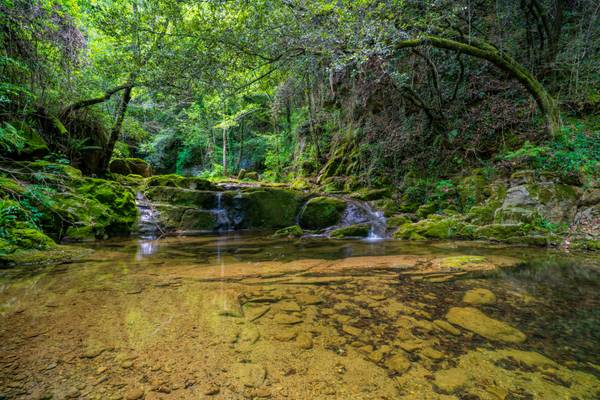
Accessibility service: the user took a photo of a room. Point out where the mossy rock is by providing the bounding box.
[386,214,412,229]
[273,225,304,238]
[330,223,370,238]
[319,176,346,193]
[349,188,390,201]
[415,203,437,219]
[179,209,218,231]
[299,196,347,230]
[394,215,475,240]
[0,245,93,266]
[144,186,217,209]
[239,188,305,229]
[109,158,152,177]
[146,174,216,191]
[473,224,530,241]
[64,226,96,242]
[457,172,490,211]
[373,198,400,217]
[238,169,259,180]
[0,176,26,197]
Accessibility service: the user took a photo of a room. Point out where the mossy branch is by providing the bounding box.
[395,35,560,136]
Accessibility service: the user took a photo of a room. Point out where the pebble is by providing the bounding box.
[296,333,313,350]
[341,324,362,337]
[124,387,145,400]
[463,288,497,305]
[385,353,411,374]
[273,313,303,325]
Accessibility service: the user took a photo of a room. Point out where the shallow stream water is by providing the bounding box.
[1,235,600,399]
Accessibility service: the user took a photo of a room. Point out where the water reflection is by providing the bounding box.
[136,239,159,259]
[0,235,599,399]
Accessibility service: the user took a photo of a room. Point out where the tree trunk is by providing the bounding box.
[222,128,228,176]
[395,35,560,136]
[236,122,244,172]
[100,77,135,173]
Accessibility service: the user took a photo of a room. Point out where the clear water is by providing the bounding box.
[1,234,599,399]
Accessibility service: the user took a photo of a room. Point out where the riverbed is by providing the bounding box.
[1,235,599,399]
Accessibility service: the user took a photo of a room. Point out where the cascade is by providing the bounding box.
[134,191,162,240]
[212,192,232,231]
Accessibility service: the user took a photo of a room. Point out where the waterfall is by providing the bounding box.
[135,191,162,240]
[342,200,387,240]
[212,192,232,231]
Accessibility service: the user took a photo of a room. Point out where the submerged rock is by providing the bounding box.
[462,288,497,305]
[231,363,266,388]
[445,307,526,343]
[385,353,411,374]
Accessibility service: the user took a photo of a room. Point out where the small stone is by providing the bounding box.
[385,353,411,374]
[124,387,145,400]
[463,288,496,305]
[446,307,526,343]
[232,363,266,388]
[244,305,270,322]
[342,324,362,337]
[96,366,108,374]
[81,346,109,359]
[296,294,324,305]
[273,313,303,325]
[279,301,302,312]
[433,368,467,393]
[433,319,461,335]
[420,347,445,360]
[296,333,313,350]
[274,329,297,341]
[204,384,220,395]
[239,324,261,344]
[121,360,134,369]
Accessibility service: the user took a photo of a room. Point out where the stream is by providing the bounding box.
[1,235,600,399]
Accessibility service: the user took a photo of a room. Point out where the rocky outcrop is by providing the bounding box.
[299,196,347,229]
[389,169,600,250]
[109,158,152,177]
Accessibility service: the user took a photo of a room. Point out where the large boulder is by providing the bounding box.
[237,188,305,229]
[109,158,152,177]
[299,196,347,229]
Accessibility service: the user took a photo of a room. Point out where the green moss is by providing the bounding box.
[415,203,437,219]
[145,186,217,208]
[0,176,25,197]
[64,226,96,241]
[373,198,399,217]
[474,224,530,240]
[272,225,304,238]
[109,158,152,177]
[146,174,216,191]
[299,196,347,230]
[241,188,305,229]
[0,245,93,266]
[457,172,490,211]
[393,215,475,240]
[349,188,390,201]
[386,214,411,229]
[330,223,370,238]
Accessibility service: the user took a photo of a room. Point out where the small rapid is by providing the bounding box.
[134,191,162,240]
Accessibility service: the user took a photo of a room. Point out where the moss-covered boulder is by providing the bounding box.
[349,188,390,201]
[239,188,305,229]
[145,174,216,191]
[299,196,347,230]
[386,214,412,229]
[330,223,370,238]
[109,158,152,177]
[179,209,218,231]
[272,225,304,238]
[144,186,217,209]
[393,215,475,240]
[473,223,530,241]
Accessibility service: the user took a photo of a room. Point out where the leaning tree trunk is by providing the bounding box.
[100,83,134,173]
[395,35,560,136]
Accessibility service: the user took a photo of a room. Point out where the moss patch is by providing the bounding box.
[330,223,370,238]
[299,196,347,230]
